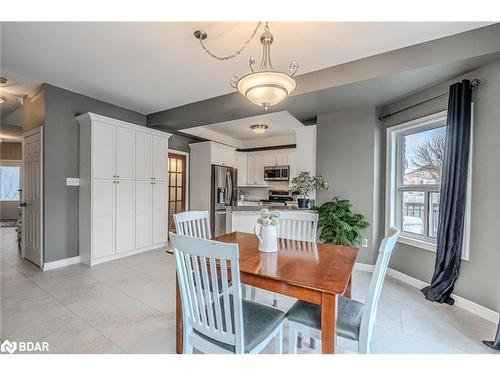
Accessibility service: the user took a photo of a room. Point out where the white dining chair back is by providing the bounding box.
[358,227,400,353]
[278,212,318,242]
[174,211,211,239]
[171,233,244,353]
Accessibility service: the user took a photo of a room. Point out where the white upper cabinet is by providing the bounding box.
[152,137,168,181]
[211,143,236,167]
[115,126,136,179]
[277,151,290,166]
[235,152,248,186]
[93,121,115,179]
[246,152,259,185]
[135,131,152,181]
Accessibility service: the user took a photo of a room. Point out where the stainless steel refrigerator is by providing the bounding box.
[210,165,237,237]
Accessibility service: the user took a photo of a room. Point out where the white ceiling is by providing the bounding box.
[0,22,492,114]
[180,111,303,148]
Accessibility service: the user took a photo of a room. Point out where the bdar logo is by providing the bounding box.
[1,339,17,354]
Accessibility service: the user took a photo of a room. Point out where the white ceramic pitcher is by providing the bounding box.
[254,224,278,253]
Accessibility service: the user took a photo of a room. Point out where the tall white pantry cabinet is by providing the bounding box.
[77,113,171,266]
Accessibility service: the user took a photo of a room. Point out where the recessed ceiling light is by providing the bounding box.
[251,124,268,134]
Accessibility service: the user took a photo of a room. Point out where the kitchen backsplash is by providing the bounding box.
[238,181,291,201]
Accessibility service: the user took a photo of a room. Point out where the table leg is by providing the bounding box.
[321,292,337,354]
[176,276,183,354]
[344,275,352,298]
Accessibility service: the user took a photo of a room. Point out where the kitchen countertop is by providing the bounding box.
[228,205,315,213]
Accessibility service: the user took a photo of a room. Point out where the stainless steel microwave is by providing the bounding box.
[264,166,290,181]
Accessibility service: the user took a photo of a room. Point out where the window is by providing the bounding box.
[0,163,21,201]
[386,111,447,251]
[398,125,446,242]
[386,110,472,260]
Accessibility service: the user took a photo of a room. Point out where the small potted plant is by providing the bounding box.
[254,209,280,253]
[290,171,329,209]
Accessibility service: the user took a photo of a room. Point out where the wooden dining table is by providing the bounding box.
[175,231,358,354]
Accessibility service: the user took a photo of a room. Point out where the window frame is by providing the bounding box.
[385,110,472,260]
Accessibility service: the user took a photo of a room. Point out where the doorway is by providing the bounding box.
[168,152,188,232]
[22,127,43,267]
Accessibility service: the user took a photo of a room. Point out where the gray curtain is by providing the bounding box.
[421,79,472,305]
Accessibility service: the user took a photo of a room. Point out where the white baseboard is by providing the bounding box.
[354,263,374,272]
[355,262,499,323]
[43,256,81,271]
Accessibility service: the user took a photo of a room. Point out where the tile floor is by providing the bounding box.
[1,228,498,354]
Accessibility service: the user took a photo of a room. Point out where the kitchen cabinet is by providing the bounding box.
[235,152,248,186]
[246,152,268,185]
[78,113,171,266]
[289,149,297,184]
[211,143,236,167]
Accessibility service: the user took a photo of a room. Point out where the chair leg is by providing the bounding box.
[183,325,193,354]
[288,324,298,354]
[274,325,283,354]
[272,293,278,307]
[242,285,247,300]
[250,286,256,301]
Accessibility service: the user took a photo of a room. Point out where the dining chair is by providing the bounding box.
[171,233,286,354]
[251,211,319,306]
[286,228,400,354]
[173,211,211,239]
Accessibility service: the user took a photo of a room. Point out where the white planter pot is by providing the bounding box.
[254,224,278,253]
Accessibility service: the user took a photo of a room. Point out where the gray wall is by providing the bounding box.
[22,87,45,132]
[379,61,500,311]
[42,84,146,262]
[316,107,382,264]
[168,134,199,153]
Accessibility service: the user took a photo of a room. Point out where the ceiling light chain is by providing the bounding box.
[195,22,263,61]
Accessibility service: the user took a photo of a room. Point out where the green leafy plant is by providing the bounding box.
[314,197,369,246]
[290,171,328,199]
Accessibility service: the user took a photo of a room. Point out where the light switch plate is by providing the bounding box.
[66,178,80,186]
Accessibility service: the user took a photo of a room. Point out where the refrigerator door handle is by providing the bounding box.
[226,171,232,206]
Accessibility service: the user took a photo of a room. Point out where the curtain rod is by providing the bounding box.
[379,79,481,121]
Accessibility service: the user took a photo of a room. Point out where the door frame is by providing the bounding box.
[21,126,43,266]
[167,150,189,231]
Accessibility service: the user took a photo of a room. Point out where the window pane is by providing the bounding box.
[177,159,183,172]
[169,187,176,201]
[176,187,182,201]
[402,191,425,235]
[429,192,440,238]
[402,126,446,185]
[169,173,176,186]
[170,158,177,173]
[0,166,21,201]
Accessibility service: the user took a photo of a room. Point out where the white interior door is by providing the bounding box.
[115,180,135,253]
[135,132,152,181]
[93,121,115,179]
[152,136,168,180]
[115,126,135,179]
[23,129,43,267]
[152,181,167,244]
[135,180,153,248]
[92,179,115,259]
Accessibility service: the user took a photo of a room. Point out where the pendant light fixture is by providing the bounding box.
[250,124,268,134]
[194,22,298,110]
